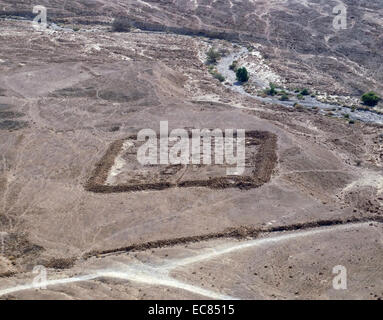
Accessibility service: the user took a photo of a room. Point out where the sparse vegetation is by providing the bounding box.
[236,67,249,83]
[112,17,131,32]
[212,72,225,82]
[208,67,225,82]
[257,90,268,98]
[206,48,221,64]
[264,82,277,96]
[280,94,289,101]
[110,126,120,132]
[246,45,254,52]
[293,103,304,111]
[297,94,304,100]
[361,91,380,106]
[301,88,310,96]
[229,60,238,71]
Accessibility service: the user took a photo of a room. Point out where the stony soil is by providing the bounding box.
[0,1,382,300]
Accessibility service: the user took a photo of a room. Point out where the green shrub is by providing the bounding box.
[208,68,225,82]
[265,82,277,96]
[297,94,304,100]
[206,48,221,64]
[361,91,380,106]
[213,72,225,82]
[229,60,238,71]
[280,94,289,101]
[236,67,249,82]
[301,88,310,96]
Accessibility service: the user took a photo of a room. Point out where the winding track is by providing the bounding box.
[0,221,379,299]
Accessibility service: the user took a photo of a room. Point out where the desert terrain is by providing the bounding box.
[0,0,382,300]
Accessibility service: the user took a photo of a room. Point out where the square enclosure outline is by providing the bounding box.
[85,130,277,193]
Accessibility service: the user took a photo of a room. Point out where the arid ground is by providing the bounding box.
[0,0,382,300]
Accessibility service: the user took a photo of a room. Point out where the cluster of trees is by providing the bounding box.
[206,49,225,82]
[206,48,250,83]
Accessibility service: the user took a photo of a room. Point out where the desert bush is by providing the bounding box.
[361,91,380,106]
[301,88,310,96]
[208,67,225,82]
[280,94,289,101]
[229,60,238,71]
[277,90,287,96]
[110,126,120,132]
[212,72,225,82]
[264,82,277,96]
[236,67,249,82]
[112,17,131,32]
[246,45,254,52]
[206,48,221,64]
[297,93,304,100]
